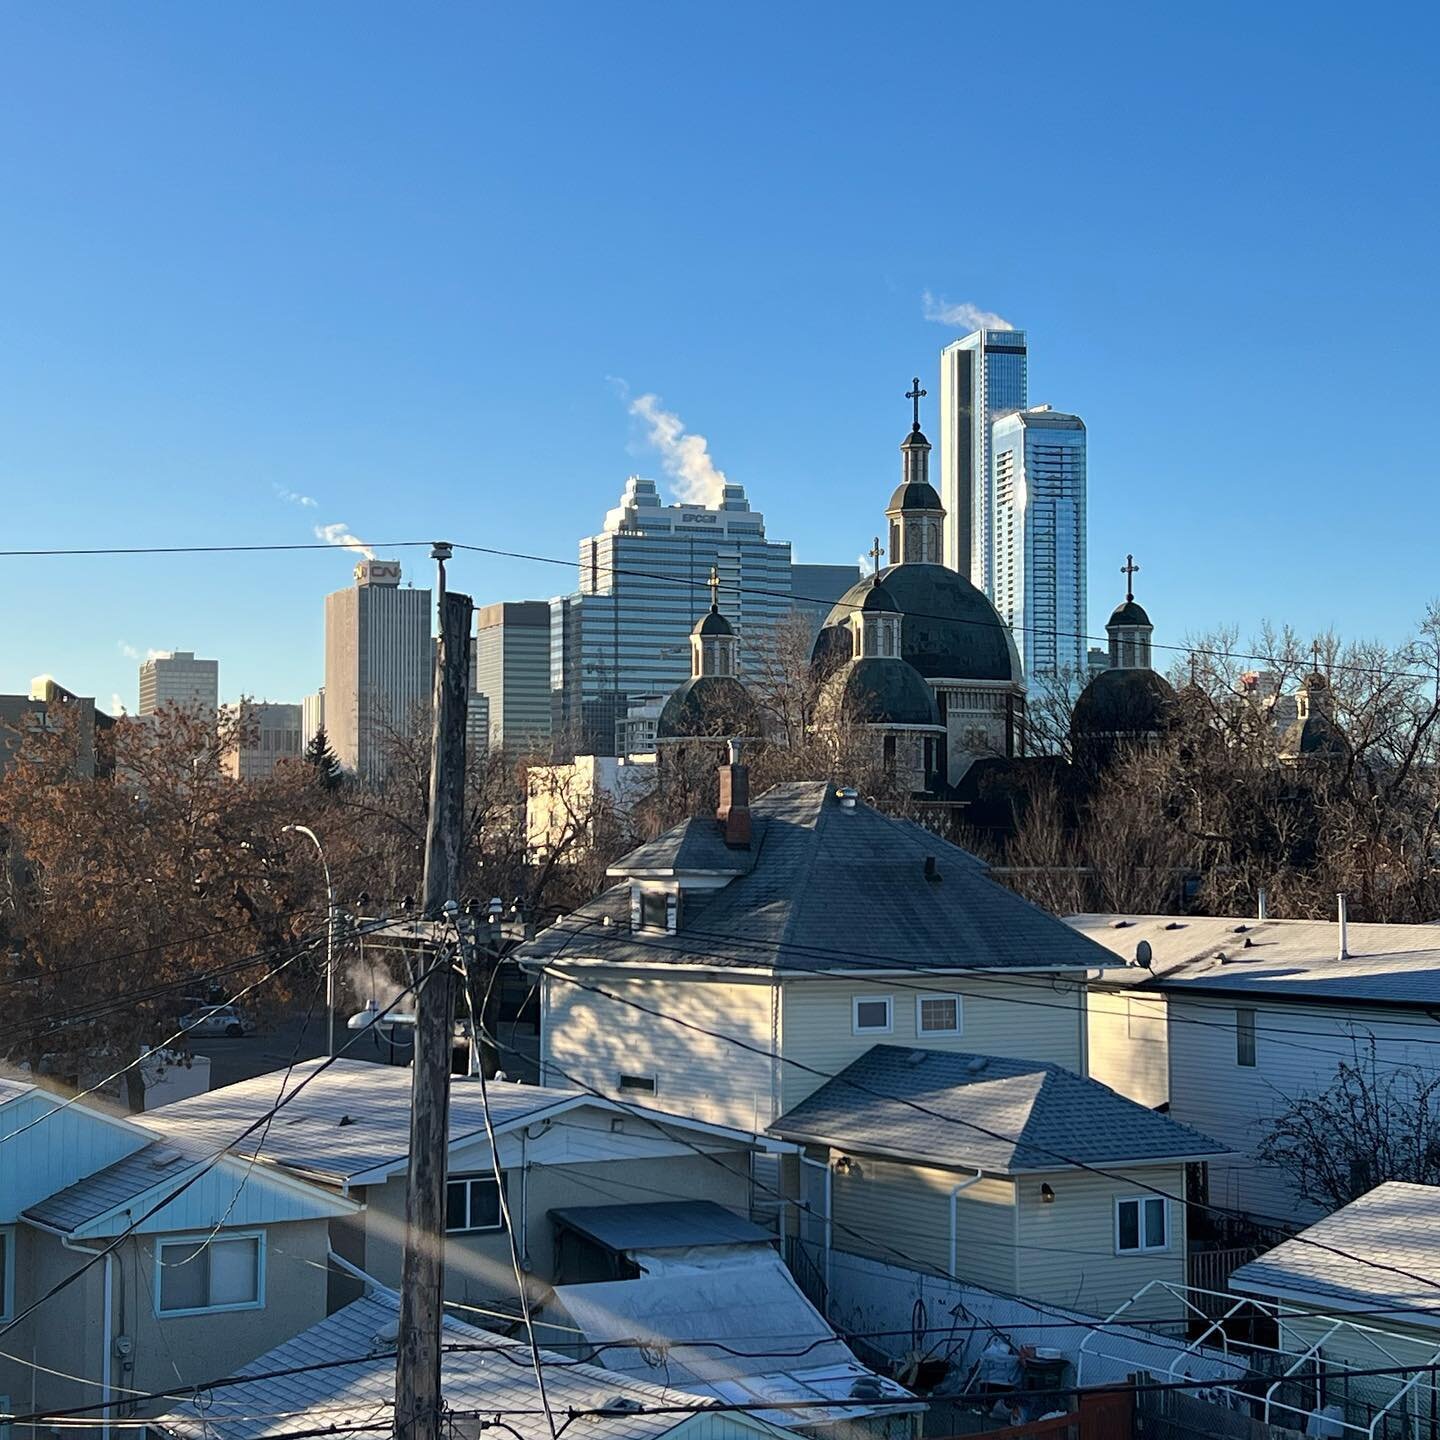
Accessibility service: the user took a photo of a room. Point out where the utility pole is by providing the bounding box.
[395,541,472,1440]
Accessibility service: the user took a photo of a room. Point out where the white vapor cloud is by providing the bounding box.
[921,291,1014,332]
[315,522,376,561]
[118,641,140,659]
[110,694,126,716]
[274,484,318,508]
[628,392,728,508]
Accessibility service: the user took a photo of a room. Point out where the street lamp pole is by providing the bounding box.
[282,823,335,1056]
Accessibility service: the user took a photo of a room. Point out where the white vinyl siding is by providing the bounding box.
[0,1228,11,1322]
[779,975,1086,1113]
[1086,987,1169,1109]
[1015,1167,1187,1321]
[542,972,777,1129]
[1165,996,1440,1223]
[829,1155,1018,1293]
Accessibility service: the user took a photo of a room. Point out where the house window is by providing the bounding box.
[1115,1197,1168,1253]
[0,1227,12,1322]
[852,995,893,1035]
[1236,1008,1257,1067]
[916,994,963,1036]
[156,1232,264,1315]
[446,1174,506,1234]
[618,1073,657,1095]
[639,893,669,931]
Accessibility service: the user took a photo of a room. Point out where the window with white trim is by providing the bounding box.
[1115,1197,1168,1253]
[916,994,963,1036]
[852,995,893,1035]
[1236,1008,1257,1067]
[156,1232,264,1315]
[618,1073,657,1095]
[445,1174,506,1234]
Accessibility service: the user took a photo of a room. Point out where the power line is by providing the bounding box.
[3,533,1435,688]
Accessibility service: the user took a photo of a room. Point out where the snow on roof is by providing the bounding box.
[153,1293,793,1440]
[1069,913,1440,1006]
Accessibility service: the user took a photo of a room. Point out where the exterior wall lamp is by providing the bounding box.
[1040,1183,1056,1204]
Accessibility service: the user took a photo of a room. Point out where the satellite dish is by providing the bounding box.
[1135,940,1153,969]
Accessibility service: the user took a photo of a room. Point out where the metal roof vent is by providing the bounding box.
[1214,950,1228,964]
[338,1114,356,1127]
[1112,920,1132,929]
[965,1056,989,1074]
[924,856,941,883]
[1165,921,1184,930]
[602,1398,644,1414]
[835,786,859,810]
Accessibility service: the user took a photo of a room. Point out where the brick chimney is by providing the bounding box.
[716,738,751,848]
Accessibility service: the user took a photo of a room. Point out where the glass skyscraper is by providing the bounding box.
[550,476,793,756]
[990,407,1087,680]
[938,328,1029,589]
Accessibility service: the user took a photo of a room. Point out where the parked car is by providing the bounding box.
[179,1004,257,1038]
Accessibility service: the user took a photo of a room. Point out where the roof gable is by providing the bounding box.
[769,1045,1226,1174]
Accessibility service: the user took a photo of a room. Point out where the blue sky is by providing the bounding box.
[2,2,1437,711]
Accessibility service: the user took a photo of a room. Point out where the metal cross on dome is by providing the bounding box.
[869,536,885,575]
[1121,553,1140,603]
[906,377,927,429]
[708,563,721,611]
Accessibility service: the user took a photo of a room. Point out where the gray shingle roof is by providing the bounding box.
[523,782,1120,977]
[22,1138,204,1233]
[0,1076,34,1108]
[153,1293,782,1440]
[550,1200,773,1255]
[1070,913,1440,1006]
[769,1045,1226,1174]
[144,1058,588,1183]
[1230,1182,1440,1316]
[616,816,768,877]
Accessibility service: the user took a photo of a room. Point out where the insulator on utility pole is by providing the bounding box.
[395,542,471,1440]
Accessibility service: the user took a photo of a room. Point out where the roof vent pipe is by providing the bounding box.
[1257,886,1269,921]
[836,786,858,810]
[1337,892,1349,960]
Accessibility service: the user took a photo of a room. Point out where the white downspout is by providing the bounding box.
[101,1251,113,1440]
[948,1173,983,1279]
[798,1155,833,1298]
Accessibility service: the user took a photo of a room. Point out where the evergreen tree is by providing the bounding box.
[303,726,343,790]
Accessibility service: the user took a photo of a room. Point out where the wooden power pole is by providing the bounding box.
[395,541,472,1440]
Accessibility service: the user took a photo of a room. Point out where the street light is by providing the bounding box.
[282,823,335,1057]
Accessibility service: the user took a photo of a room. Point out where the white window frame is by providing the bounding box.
[445,1173,507,1235]
[0,1226,13,1323]
[1236,1008,1257,1067]
[915,993,963,1037]
[154,1230,266,1317]
[617,1073,658,1096]
[851,994,894,1036]
[1114,1196,1169,1254]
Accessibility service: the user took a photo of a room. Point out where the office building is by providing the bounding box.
[221,701,303,781]
[474,602,552,756]
[138,651,219,717]
[465,691,490,768]
[938,328,1028,587]
[301,690,325,749]
[790,562,862,643]
[551,476,792,756]
[323,559,432,781]
[0,677,113,778]
[990,407,1088,679]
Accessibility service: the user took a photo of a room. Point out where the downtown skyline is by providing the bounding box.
[3,3,1438,710]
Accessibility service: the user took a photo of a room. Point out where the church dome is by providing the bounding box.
[1071,667,1176,740]
[820,656,943,729]
[1279,711,1348,760]
[900,427,932,449]
[858,578,900,613]
[656,675,758,742]
[1108,598,1152,629]
[812,564,1023,686]
[693,608,734,637]
[887,479,944,513]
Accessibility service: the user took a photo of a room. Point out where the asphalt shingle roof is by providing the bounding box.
[522,782,1120,977]
[769,1045,1226,1174]
[1069,913,1440,1006]
[1230,1183,1440,1316]
[618,816,768,876]
[153,1293,780,1440]
[22,1138,202,1233]
[144,1058,587,1183]
[550,1200,773,1255]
